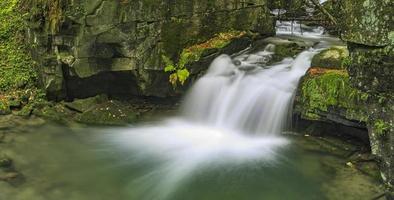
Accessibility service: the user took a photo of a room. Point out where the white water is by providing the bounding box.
[276,21,325,36]
[182,47,316,135]
[100,23,332,199]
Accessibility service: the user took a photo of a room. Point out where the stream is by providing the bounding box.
[0,23,384,200]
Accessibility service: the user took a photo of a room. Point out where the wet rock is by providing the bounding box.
[253,36,315,63]
[63,95,108,113]
[311,46,349,69]
[0,101,11,115]
[0,115,17,130]
[74,100,138,126]
[294,68,369,124]
[0,157,12,168]
[32,103,75,124]
[0,172,19,181]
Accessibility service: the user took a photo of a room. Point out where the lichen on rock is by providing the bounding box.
[311,46,349,69]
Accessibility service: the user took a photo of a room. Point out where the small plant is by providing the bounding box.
[374,119,390,136]
[162,54,190,87]
[163,31,246,87]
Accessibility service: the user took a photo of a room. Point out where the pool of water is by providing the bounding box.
[0,119,383,200]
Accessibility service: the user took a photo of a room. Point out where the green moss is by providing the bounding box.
[0,0,38,92]
[300,69,369,121]
[0,101,11,115]
[163,31,246,87]
[274,43,305,61]
[373,119,391,136]
[74,101,138,126]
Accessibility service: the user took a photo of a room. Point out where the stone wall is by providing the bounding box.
[27,0,275,100]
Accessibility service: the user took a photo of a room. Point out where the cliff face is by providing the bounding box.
[296,0,394,193]
[27,0,274,100]
[342,0,394,191]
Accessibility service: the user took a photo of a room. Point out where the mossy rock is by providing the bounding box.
[63,95,108,113]
[256,37,314,63]
[0,101,11,115]
[74,100,138,126]
[311,46,349,69]
[32,103,72,123]
[0,156,12,168]
[296,68,369,122]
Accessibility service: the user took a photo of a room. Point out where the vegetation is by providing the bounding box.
[0,0,37,91]
[374,119,391,136]
[163,31,246,87]
[0,0,45,115]
[300,68,369,121]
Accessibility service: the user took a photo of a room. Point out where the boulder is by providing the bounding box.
[63,95,108,113]
[311,46,349,69]
[252,36,315,63]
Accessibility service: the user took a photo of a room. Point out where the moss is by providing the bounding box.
[74,101,138,126]
[0,0,38,92]
[300,68,369,121]
[274,43,305,60]
[311,46,349,69]
[0,101,11,115]
[163,31,246,87]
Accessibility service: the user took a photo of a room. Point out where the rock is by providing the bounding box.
[339,0,394,191]
[74,100,138,126]
[0,172,19,182]
[293,68,372,142]
[311,46,349,69]
[32,103,74,124]
[253,36,315,63]
[295,68,369,122]
[28,0,275,100]
[340,0,392,46]
[0,157,12,168]
[63,95,108,113]
[0,101,11,115]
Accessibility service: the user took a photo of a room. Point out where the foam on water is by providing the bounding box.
[276,21,325,37]
[101,32,329,199]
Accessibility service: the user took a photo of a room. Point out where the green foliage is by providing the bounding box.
[341,57,352,69]
[176,69,190,85]
[0,88,47,116]
[0,0,38,92]
[162,31,245,87]
[374,119,391,136]
[162,55,175,72]
[300,69,369,121]
[162,54,190,87]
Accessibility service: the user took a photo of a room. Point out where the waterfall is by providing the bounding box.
[103,36,326,199]
[276,21,325,36]
[182,45,317,135]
